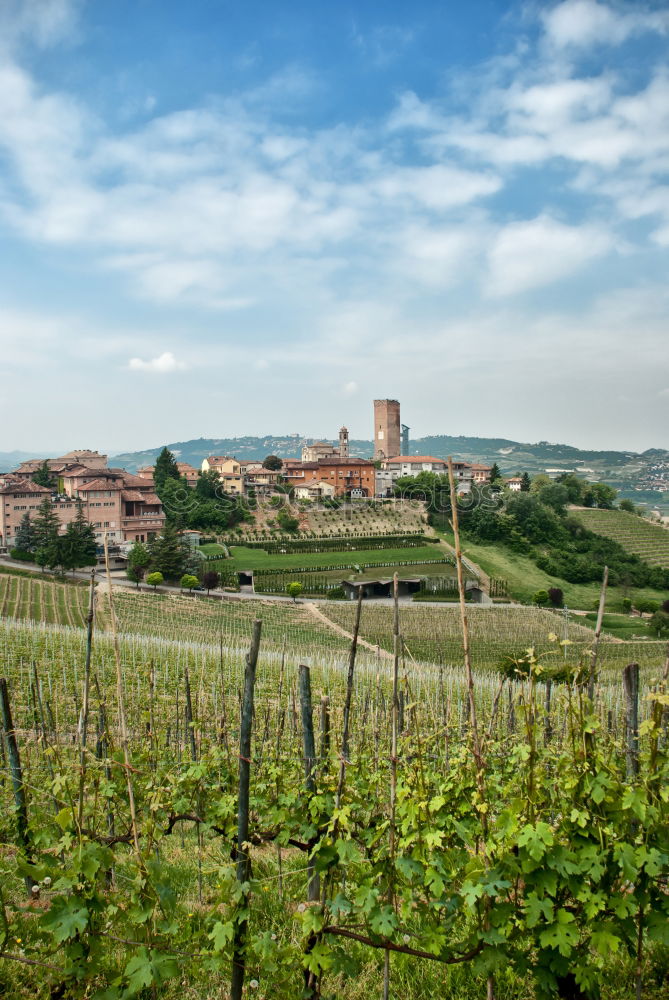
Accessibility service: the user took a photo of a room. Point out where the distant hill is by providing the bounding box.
[110,435,668,475]
[0,450,58,472]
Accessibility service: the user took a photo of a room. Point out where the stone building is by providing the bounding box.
[373,399,401,460]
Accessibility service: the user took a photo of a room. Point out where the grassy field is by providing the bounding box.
[221,543,446,571]
[573,508,669,568]
[437,530,669,611]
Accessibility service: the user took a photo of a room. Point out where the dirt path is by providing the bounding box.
[304,601,393,659]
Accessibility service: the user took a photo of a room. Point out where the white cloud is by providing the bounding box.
[342,381,359,396]
[486,215,614,296]
[542,0,669,50]
[127,352,187,374]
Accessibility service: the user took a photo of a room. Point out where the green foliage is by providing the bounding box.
[146,571,164,589]
[14,511,36,553]
[147,522,189,580]
[276,510,299,533]
[262,454,283,470]
[649,609,669,638]
[532,589,550,606]
[31,460,55,488]
[286,580,303,601]
[9,548,32,561]
[153,447,181,491]
[128,541,150,570]
[180,573,199,591]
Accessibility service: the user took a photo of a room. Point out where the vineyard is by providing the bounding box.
[573,509,669,569]
[0,567,668,999]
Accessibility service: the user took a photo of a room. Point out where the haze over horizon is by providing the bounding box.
[0,0,668,453]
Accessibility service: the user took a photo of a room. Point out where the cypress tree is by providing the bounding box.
[520,472,531,492]
[32,460,54,488]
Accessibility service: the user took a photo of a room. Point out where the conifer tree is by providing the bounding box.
[147,521,187,579]
[33,495,60,552]
[14,512,36,553]
[153,447,181,492]
[520,472,531,492]
[489,462,502,484]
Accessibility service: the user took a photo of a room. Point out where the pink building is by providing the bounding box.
[0,458,165,549]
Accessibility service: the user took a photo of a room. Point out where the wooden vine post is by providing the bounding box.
[383,572,401,1000]
[77,567,96,831]
[231,618,262,1000]
[622,662,640,780]
[587,566,608,702]
[0,678,32,896]
[298,664,319,901]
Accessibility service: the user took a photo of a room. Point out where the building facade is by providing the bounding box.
[0,461,165,548]
[283,457,376,497]
[373,399,401,460]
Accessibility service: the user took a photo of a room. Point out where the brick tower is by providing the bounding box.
[338,426,349,459]
[373,399,401,460]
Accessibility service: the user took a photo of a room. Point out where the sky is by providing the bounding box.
[0,0,668,454]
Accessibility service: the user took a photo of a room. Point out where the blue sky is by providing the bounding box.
[0,0,668,453]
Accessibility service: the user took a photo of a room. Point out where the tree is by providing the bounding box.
[286,581,303,602]
[262,455,283,471]
[147,522,188,580]
[532,589,550,606]
[65,500,97,570]
[619,499,637,514]
[146,571,163,590]
[520,472,531,492]
[649,609,669,639]
[180,574,199,592]
[153,447,181,492]
[202,570,220,594]
[14,512,36,554]
[127,564,145,589]
[489,463,502,484]
[32,461,55,488]
[33,495,60,551]
[128,541,151,573]
[195,469,223,499]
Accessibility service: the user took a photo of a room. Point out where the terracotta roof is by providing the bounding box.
[120,472,156,488]
[469,463,492,470]
[384,456,446,464]
[76,478,121,492]
[122,490,161,503]
[0,479,50,495]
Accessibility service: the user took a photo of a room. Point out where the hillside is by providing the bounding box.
[111,434,668,478]
[572,508,669,569]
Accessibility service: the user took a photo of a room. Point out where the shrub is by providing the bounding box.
[532,589,550,607]
[10,548,33,562]
[147,572,164,589]
[286,581,303,602]
[635,598,660,615]
[621,597,633,614]
[181,574,200,592]
[548,587,564,608]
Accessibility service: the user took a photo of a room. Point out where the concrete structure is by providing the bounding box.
[283,457,376,497]
[506,477,523,492]
[469,464,492,484]
[376,455,447,495]
[293,480,336,500]
[373,399,401,460]
[0,463,165,548]
[401,424,410,455]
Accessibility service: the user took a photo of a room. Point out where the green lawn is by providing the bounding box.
[199,542,227,555]
[222,543,446,571]
[579,612,657,639]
